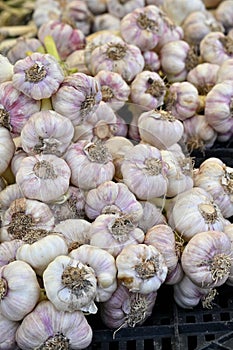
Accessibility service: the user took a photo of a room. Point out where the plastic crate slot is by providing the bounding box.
[203,314,213,322]
[220,313,231,321]
[188,335,198,349]
[186,315,197,323]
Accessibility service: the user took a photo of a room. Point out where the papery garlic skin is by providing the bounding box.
[20,110,74,156]
[65,49,91,75]
[94,70,130,111]
[0,54,14,83]
[0,81,41,137]
[143,51,160,72]
[100,283,157,329]
[0,311,20,350]
[10,149,27,177]
[200,31,233,65]
[85,180,143,222]
[52,72,102,126]
[0,184,23,211]
[138,109,184,149]
[116,243,168,293]
[6,37,42,65]
[204,80,233,134]
[0,127,15,176]
[130,71,166,109]
[89,41,145,83]
[16,232,68,276]
[162,0,205,25]
[43,255,98,314]
[224,224,233,286]
[121,143,168,200]
[16,154,71,203]
[165,81,200,121]
[168,187,229,241]
[64,140,114,191]
[138,201,166,232]
[0,197,55,242]
[193,158,233,218]
[181,230,232,288]
[12,52,65,100]
[187,62,219,97]
[93,13,121,32]
[0,260,40,321]
[16,300,93,350]
[217,58,233,83]
[69,244,117,302]
[55,219,92,252]
[0,240,23,267]
[106,0,145,19]
[89,213,145,257]
[120,5,165,51]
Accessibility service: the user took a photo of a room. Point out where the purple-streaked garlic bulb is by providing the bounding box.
[10,149,27,178]
[89,213,145,257]
[43,255,98,314]
[166,262,184,285]
[89,41,145,83]
[0,260,40,321]
[55,218,92,252]
[167,187,230,241]
[20,110,74,157]
[73,101,117,142]
[162,0,205,26]
[161,148,194,197]
[6,37,42,65]
[143,51,160,71]
[0,184,23,212]
[120,5,165,51]
[130,71,166,109]
[52,72,102,126]
[215,0,233,33]
[217,58,233,83]
[85,180,143,222]
[138,109,184,149]
[173,274,217,309]
[144,224,178,276]
[48,185,86,224]
[165,81,200,121]
[0,312,19,350]
[200,31,233,65]
[121,143,169,200]
[182,10,224,46]
[93,13,121,32]
[116,243,168,293]
[112,115,128,138]
[37,20,86,60]
[224,224,233,286]
[0,240,23,267]
[0,81,40,136]
[32,0,61,28]
[12,52,65,100]
[155,14,184,51]
[0,127,15,175]
[138,200,166,233]
[15,300,93,349]
[106,0,145,19]
[100,283,157,331]
[62,0,93,36]
[181,230,232,288]
[182,114,217,152]
[0,197,55,242]
[94,70,130,111]
[204,80,233,135]
[193,158,233,218]
[65,139,114,191]
[15,154,71,203]
[160,40,200,82]
[69,244,117,302]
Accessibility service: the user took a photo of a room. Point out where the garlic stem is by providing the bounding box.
[41,98,52,111]
[0,23,37,38]
[43,35,61,63]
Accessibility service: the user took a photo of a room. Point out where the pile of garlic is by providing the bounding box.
[0,0,232,349]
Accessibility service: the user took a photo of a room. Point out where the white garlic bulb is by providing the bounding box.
[0,312,19,350]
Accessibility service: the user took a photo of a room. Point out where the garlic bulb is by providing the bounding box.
[144,224,178,274]
[16,154,71,203]
[162,0,205,25]
[168,186,230,241]
[224,224,233,286]
[0,197,54,242]
[130,71,166,109]
[0,183,23,212]
[89,213,145,257]
[64,139,114,191]
[215,0,233,33]
[106,0,145,19]
[16,231,68,276]
[138,200,166,232]
[138,109,184,149]
[193,158,233,218]
[6,37,42,65]
[217,58,233,83]
[69,244,117,302]
[0,127,15,176]
[143,51,160,72]
[0,311,19,350]
[20,110,74,157]
[93,13,121,32]
[116,243,168,293]
[10,149,27,177]
[16,300,93,350]
[200,31,233,65]
[0,260,40,321]
[86,0,107,14]
[173,274,217,309]
[181,230,231,288]
[43,255,98,314]
[55,219,92,252]
[121,143,169,200]
[100,283,157,330]
[0,240,23,267]
[85,180,143,222]
[0,54,14,83]
[65,49,90,75]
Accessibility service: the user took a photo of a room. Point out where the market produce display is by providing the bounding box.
[0,0,233,349]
